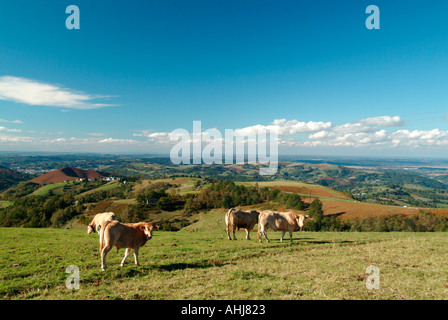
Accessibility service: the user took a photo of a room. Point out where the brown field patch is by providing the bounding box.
[320,199,448,219]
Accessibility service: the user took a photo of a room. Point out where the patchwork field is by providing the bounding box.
[1,212,448,300]
[247,180,349,200]
[238,180,448,219]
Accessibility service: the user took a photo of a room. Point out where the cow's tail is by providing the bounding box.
[225,208,236,238]
[99,220,111,252]
[226,208,237,226]
[257,212,264,241]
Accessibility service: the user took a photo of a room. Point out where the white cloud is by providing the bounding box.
[98,138,139,144]
[134,116,448,151]
[1,114,446,153]
[307,120,448,148]
[332,123,373,135]
[308,130,331,140]
[0,76,116,110]
[134,130,171,145]
[306,115,414,148]
[0,126,21,133]
[356,115,404,127]
[235,119,332,137]
[390,129,448,147]
[0,118,23,124]
[0,134,33,143]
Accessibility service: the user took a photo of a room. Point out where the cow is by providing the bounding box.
[87,212,117,235]
[258,210,309,243]
[99,220,158,271]
[225,208,260,240]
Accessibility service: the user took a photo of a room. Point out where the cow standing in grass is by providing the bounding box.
[99,220,158,271]
[258,210,309,243]
[225,208,260,240]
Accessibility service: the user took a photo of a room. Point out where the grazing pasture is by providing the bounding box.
[1,213,448,300]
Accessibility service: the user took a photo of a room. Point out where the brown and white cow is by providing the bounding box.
[87,212,117,235]
[99,220,158,271]
[258,210,309,243]
[225,208,260,240]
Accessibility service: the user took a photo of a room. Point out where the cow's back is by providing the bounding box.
[103,221,148,250]
[237,210,257,229]
[260,211,291,231]
[228,209,258,229]
[90,212,116,231]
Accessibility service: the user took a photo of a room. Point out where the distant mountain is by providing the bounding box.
[30,167,107,184]
[0,166,33,191]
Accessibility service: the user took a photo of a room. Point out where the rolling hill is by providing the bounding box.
[30,167,107,184]
[0,166,33,191]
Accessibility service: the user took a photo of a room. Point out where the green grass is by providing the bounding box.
[0,201,14,208]
[29,182,68,196]
[77,182,120,197]
[29,181,122,198]
[1,223,448,300]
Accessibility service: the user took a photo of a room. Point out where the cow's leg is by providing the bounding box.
[232,226,237,240]
[280,231,286,242]
[289,230,293,243]
[245,228,251,240]
[101,245,112,271]
[258,224,262,243]
[262,229,270,243]
[120,248,131,267]
[227,224,232,240]
[133,248,140,266]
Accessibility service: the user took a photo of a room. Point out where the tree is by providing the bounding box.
[309,198,324,219]
[307,198,324,231]
[222,194,233,209]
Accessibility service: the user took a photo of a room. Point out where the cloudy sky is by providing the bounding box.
[0,0,447,157]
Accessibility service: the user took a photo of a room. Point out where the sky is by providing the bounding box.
[0,0,447,157]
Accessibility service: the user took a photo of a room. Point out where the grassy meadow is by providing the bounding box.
[1,211,448,300]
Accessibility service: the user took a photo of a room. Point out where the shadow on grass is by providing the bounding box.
[258,238,358,246]
[87,259,235,276]
[157,259,234,271]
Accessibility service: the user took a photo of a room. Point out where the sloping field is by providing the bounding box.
[132,177,201,196]
[241,180,448,219]
[29,182,68,196]
[243,180,349,200]
[320,198,419,218]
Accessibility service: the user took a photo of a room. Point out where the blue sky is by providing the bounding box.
[0,0,447,156]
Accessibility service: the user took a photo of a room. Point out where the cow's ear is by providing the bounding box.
[139,225,147,231]
[154,224,159,230]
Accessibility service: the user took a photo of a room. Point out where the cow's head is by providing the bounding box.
[87,224,95,234]
[295,215,310,230]
[139,223,158,240]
